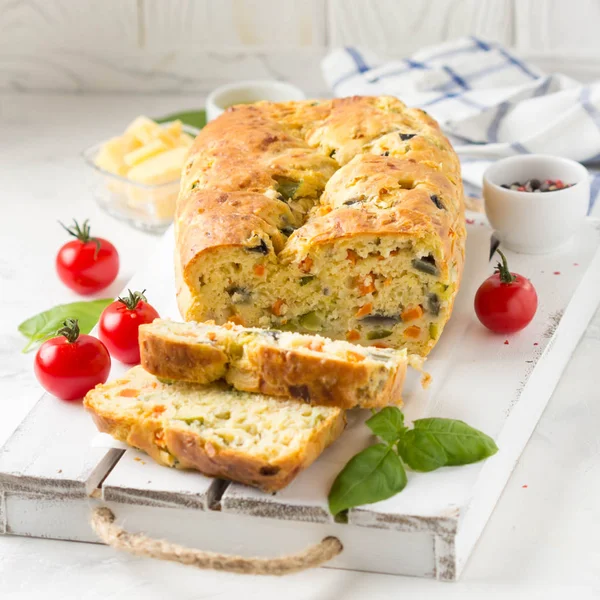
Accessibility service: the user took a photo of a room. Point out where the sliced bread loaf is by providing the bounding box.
[176,97,465,356]
[84,366,345,492]
[139,319,425,409]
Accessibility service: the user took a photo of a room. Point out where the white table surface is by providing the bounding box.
[1,92,599,599]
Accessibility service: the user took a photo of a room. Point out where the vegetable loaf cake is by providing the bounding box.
[84,366,345,492]
[139,319,426,409]
[176,96,465,356]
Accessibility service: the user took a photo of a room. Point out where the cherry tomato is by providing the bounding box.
[34,319,111,401]
[98,290,160,364]
[475,249,538,334]
[56,219,119,294]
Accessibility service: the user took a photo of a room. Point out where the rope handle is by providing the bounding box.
[91,507,343,576]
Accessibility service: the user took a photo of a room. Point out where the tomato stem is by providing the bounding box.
[56,319,80,343]
[117,289,147,311]
[59,219,101,259]
[494,249,516,284]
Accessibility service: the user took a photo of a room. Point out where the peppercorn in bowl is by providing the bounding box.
[483,154,589,254]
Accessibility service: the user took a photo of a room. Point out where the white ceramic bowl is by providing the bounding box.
[205,80,306,122]
[483,155,589,254]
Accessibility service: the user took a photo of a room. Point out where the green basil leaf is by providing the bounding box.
[397,429,447,472]
[154,109,206,131]
[18,299,113,352]
[328,443,407,515]
[398,418,498,472]
[366,407,406,444]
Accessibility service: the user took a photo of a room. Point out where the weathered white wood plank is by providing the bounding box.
[0,491,5,534]
[2,0,600,93]
[141,0,325,49]
[0,47,329,97]
[0,390,123,498]
[0,0,329,96]
[204,0,325,48]
[0,0,139,91]
[3,495,439,578]
[514,0,600,55]
[0,0,139,50]
[101,448,227,510]
[104,503,436,578]
[327,0,515,56]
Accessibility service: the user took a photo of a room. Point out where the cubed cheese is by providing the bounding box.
[124,139,169,167]
[125,116,162,145]
[95,137,128,175]
[127,147,189,185]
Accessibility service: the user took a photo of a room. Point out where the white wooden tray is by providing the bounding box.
[2,215,599,581]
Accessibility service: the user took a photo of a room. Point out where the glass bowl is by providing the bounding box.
[82,124,198,234]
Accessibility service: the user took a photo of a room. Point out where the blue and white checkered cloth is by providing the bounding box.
[322,37,600,215]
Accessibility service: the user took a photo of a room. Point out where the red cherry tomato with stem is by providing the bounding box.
[98,290,160,364]
[474,249,538,334]
[56,219,119,294]
[34,319,111,401]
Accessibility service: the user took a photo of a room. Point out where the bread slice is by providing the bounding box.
[139,319,425,409]
[84,366,345,492]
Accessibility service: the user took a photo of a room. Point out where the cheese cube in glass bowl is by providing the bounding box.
[82,121,199,234]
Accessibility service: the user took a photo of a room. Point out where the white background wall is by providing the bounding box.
[1,0,600,97]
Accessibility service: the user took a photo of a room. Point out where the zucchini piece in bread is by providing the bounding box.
[84,366,345,492]
[139,319,426,409]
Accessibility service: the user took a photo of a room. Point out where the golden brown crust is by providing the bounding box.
[227,345,406,410]
[165,413,345,492]
[305,97,438,166]
[177,96,463,266]
[177,96,462,269]
[84,367,346,492]
[139,327,229,385]
[139,320,408,409]
[321,154,458,212]
[286,205,447,252]
[176,190,292,274]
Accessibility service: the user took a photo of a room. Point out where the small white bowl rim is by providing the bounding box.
[483,154,589,199]
[207,80,306,111]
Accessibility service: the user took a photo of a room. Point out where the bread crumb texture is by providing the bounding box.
[84,366,345,491]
